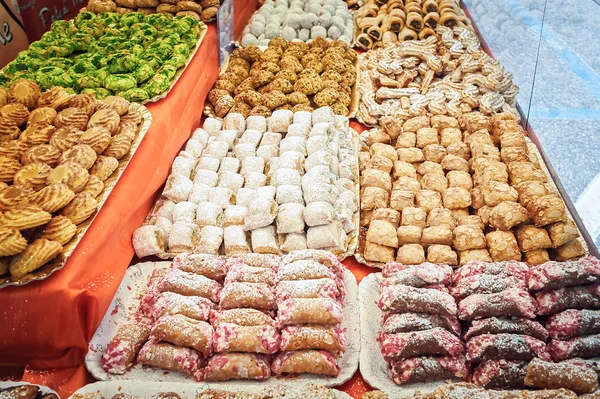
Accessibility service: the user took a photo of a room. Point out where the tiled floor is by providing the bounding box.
[464,0,600,248]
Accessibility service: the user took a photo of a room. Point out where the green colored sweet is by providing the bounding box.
[181,33,198,49]
[50,20,77,36]
[69,61,97,77]
[172,43,190,58]
[81,87,112,99]
[78,21,105,39]
[105,53,139,74]
[164,54,186,69]
[98,13,120,26]
[34,66,66,89]
[71,33,96,52]
[146,13,171,27]
[0,74,12,86]
[172,20,191,36]
[74,11,96,28]
[3,60,30,76]
[40,30,59,43]
[157,64,177,80]
[139,53,161,69]
[131,62,154,84]
[45,42,74,58]
[147,41,173,61]
[143,74,169,96]
[104,74,137,91]
[177,15,199,28]
[160,32,181,46]
[46,57,72,70]
[77,74,103,89]
[117,87,149,102]
[129,44,144,57]
[120,12,144,27]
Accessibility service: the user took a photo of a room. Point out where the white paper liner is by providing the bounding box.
[0,381,59,397]
[358,273,458,398]
[69,380,353,399]
[85,262,360,388]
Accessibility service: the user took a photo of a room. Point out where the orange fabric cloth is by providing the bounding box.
[0,3,377,398]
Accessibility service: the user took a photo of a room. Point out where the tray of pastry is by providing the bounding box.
[70,381,354,399]
[133,106,360,260]
[359,257,600,397]
[239,0,354,46]
[352,0,472,50]
[0,381,59,399]
[0,12,207,105]
[204,37,360,119]
[0,81,151,288]
[85,250,360,387]
[83,0,221,24]
[355,110,589,268]
[355,25,519,127]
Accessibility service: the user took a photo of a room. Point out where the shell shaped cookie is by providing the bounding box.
[119,109,142,125]
[0,156,21,182]
[0,140,29,160]
[28,107,57,125]
[37,86,71,110]
[54,107,89,131]
[116,121,138,141]
[9,238,63,279]
[82,175,104,198]
[87,108,120,135]
[0,185,34,211]
[38,216,78,245]
[102,96,130,116]
[21,144,61,167]
[49,126,84,152]
[46,162,90,193]
[0,204,52,230]
[69,94,98,117]
[103,133,132,160]
[0,103,29,125]
[32,183,76,213]
[20,123,56,145]
[90,155,119,181]
[13,162,51,190]
[0,227,27,257]
[59,144,97,169]
[8,79,42,110]
[79,127,111,154]
[0,117,21,142]
[60,191,98,225]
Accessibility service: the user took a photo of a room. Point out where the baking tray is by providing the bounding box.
[70,380,354,399]
[354,135,592,269]
[359,272,459,397]
[204,45,360,119]
[85,261,360,388]
[0,381,60,397]
[141,122,361,260]
[0,103,153,289]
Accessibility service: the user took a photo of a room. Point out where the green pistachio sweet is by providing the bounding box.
[117,87,149,102]
[143,74,170,96]
[104,74,137,92]
[131,62,154,84]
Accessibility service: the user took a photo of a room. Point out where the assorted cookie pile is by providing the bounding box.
[358,107,583,266]
[133,107,358,259]
[1,12,204,102]
[208,37,357,118]
[0,80,143,281]
[354,0,471,49]
[241,0,354,46]
[85,0,220,23]
[374,257,600,393]
[102,251,348,381]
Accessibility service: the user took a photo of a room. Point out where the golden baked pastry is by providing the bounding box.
[82,174,104,198]
[116,121,138,141]
[20,123,56,145]
[0,204,52,230]
[13,162,51,190]
[59,144,97,169]
[116,6,130,13]
[0,257,9,276]
[103,134,133,160]
[157,3,177,12]
[0,185,34,211]
[28,107,58,125]
[49,126,84,152]
[0,227,27,257]
[177,1,202,13]
[102,96,130,116]
[8,79,41,110]
[0,156,21,182]
[137,6,156,14]
[60,191,98,225]
[90,155,119,181]
[200,6,217,21]
[68,94,98,117]
[46,162,90,193]
[0,140,29,160]
[21,144,61,167]
[38,216,78,245]
[0,103,29,125]
[116,0,135,7]
[79,127,111,154]
[0,87,7,107]
[32,183,76,213]
[120,109,142,125]
[177,10,201,21]
[87,0,117,12]
[37,86,71,110]
[87,108,120,135]
[0,117,21,142]
[9,238,63,279]
[54,108,89,131]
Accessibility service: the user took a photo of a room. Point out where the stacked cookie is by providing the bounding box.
[0,81,142,281]
[530,257,600,364]
[376,262,468,385]
[242,0,354,46]
[133,106,358,258]
[85,0,220,22]
[453,260,547,389]
[102,250,349,380]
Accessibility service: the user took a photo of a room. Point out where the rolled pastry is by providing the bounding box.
[158,268,222,303]
[398,26,418,41]
[548,334,600,361]
[251,225,280,254]
[223,225,251,256]
[271,350,340,376]
[464,317,548,341]
[152,292,215,322]
[378,284,457,316]
[383,312,461,336]
[133,225,166,258]
[457,288,537,321]
[524,358,598,395]
[277,298,343,326]
[466,333,550,363]
[390,356,469,385]
[210,308,276,327]
[244,197,278,231]
[535,284,600,316]
[219,282,276,310]
[226,253,281,270]
[382,262,453,286]
[225,264,275,286]
[137,341,204,381]
[451,273,527,301]
[213,323,280,354]
[197,226,224,255]
[280,325,346,352]
[150,314,213,356]
[204,353,271,381]
[472,360,528,389]
[276,260,336,282]
[356,33,374,50]
[101,323,150,374]
[173,253,226,281]
[378,328,464,360]
[276,278,341,302]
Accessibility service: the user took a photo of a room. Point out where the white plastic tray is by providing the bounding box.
[86,262,360,389]
[0,381,60,397]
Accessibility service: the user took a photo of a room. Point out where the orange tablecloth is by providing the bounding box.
[0,2,376,398]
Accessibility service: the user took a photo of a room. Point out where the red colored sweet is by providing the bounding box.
[383,312,461,336]
[546,309,600,340]
[548,334,600,361]
[378,285,457,316]
[528,257,600,291]
[536,284,600,316]
[457,288,537,321]
[464,317,548,341]
[378,327,464,360]
[466,333,551,363]
[390,355,470,385]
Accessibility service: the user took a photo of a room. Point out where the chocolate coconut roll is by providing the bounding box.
[472,360,529,389]
[536,284,600,316]
[549,334,600,361]
[378,327,464,360]
[453,260,528,284]
[382,262,453,287]
[528,257,600,291]
[379,284,457,316]
[383,312,461,336]
[525,358,598,394]
[546,309,600,340]
[464,317,549,341]
[451,273,527,301]
[466,333,551,363]
[457,288,537,321]
[389,355,470,385]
